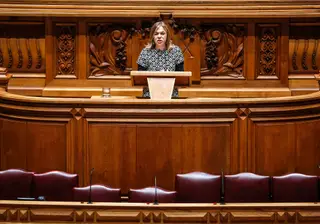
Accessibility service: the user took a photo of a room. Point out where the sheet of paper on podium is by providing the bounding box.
[130,71,191,100]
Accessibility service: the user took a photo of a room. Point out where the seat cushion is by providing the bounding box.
[0,169,33,200]
[175,172,221,203]
[32,171,78,201]
[224,172,270,202]
[128,187,176,203]
[73,185,121,202]
[272,173,318,202]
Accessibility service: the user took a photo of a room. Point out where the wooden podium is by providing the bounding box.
[130,71,192,99]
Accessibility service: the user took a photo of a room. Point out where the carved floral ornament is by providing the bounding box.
[170,20,244,78]
[88,22,244,78]
[89,24,153,77]
[57,26,75,76]
[201,25,244,78]
[259,27,277,77]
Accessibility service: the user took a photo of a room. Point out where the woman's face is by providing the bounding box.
[153,26,167,50]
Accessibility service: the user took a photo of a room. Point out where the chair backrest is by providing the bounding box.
[73,185,121,202]
[224,172,270,202]
[32,171,78,201]
[128,187,176,203]
[272,173,318,202]
[0,169,34,200]
[175,172,221,203]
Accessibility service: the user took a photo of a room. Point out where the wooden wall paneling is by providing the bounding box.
[250,121,296,176]
[295,119,320,175]
[66,114,77,175]
[45,18,54,85]
[87,123,137,193]
[78,20,87,80]
[245,22,256,80]
[82,117,89,187]
[136,123,236,191]
[0,118,27,170]
[247,118,254,172]
[279,20,289,86]
[235,108,249,172]
[26,121,69,173]
[136,124,183,190]
[70,108,86,186]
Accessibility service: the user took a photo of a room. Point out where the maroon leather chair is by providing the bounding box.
[0,169,34,200]
[32,171,78,201]
[175,172,221,203]
[128,187,176,203]
[224,172,270,202]
[272,173,318,202]
[73,185,121,202]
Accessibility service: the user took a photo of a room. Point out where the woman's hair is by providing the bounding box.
[146,21,174,51]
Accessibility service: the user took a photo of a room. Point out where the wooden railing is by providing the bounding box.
[0,200,320,223]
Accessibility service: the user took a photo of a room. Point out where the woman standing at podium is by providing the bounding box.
[137,21,184,98]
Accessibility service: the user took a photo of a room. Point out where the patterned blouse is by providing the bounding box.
[137,45,184,71]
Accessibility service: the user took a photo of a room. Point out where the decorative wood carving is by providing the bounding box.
[56,25,76,78]
[201,25,244,78]
[0,201,320,223]
[258,26,278,78]
[289,26,320,74]
[89,24,131,77]
[0,23,45,73]
[170,19,198,42]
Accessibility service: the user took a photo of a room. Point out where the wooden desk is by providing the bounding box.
[1,88,320,192]
[0,200,319,223]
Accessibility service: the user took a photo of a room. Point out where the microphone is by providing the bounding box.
[17,196,46,201]
[220,169,225,205]
[153,176,158,205]
[88,168,94,204]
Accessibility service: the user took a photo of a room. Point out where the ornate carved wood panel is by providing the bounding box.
[200,24,244,79]
[0,23,45,76]
[88,23,134,77]
[55,24,77,79]
[289,25,320,75]
[256,24,280,80]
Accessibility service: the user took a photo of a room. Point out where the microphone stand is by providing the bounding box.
[153,176,158,205]
[220,169,225,205]
[88,168,94,204]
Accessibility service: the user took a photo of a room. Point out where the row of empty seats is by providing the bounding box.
[0,169,318,203]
